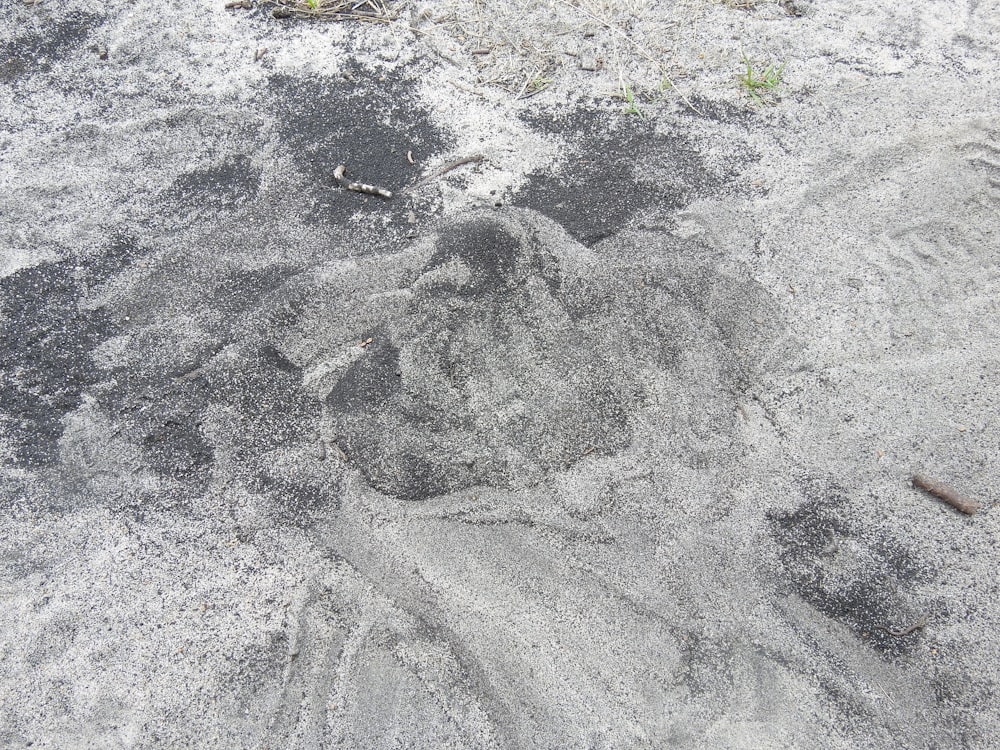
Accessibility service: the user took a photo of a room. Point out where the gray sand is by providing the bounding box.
[2,0,998,747]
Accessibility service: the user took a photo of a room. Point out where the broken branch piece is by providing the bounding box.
[333,164,392,198]
[912,473,981,515]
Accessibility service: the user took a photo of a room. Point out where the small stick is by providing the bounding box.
[875,612,929,638]
[401,154,485,194]
[333,164,392,199]
[912,473,981,515]
[428,154,484,178]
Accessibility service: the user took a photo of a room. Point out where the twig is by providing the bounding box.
[912,473,981,515]
[875,612,929,637]
[402,154,485,194]
[333,164,393,199]
[427,154,485,178]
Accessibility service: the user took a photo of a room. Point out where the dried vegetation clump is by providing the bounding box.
[409,0,692,101]
[256,0,784,111]
[264,0,397,22]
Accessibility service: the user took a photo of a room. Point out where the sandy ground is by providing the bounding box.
[2,0,999,747]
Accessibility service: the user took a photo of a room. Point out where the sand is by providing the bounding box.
[2,0,998,747]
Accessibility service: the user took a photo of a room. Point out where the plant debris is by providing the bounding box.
[264,0,396,22]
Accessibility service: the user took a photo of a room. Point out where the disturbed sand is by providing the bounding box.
[2,1,999,747]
